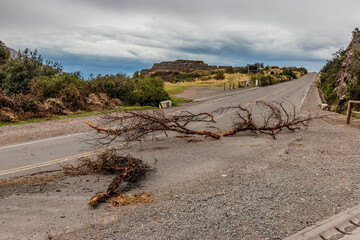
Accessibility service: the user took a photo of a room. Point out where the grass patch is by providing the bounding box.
[171,96,193,106]
[0,105,154,127]
[165,85,189,95]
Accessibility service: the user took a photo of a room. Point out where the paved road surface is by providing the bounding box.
[0,73,317,180]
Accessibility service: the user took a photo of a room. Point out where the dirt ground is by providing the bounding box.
[173,86,224,100]
[1,85,360,240]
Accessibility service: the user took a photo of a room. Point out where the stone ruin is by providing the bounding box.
[141,60,229,75]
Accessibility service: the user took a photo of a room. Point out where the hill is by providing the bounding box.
[319,28,360,111]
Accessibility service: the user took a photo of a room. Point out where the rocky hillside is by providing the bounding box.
[319,29,360,111]
[336,30,360,103]
[8,47,18,58]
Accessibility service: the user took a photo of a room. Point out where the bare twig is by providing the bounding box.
[218,101,315,138]
[86,109,221,147]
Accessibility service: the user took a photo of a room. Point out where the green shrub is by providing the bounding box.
[282,67,297,79]
[89,73,135,102]
[178,72,200,82]
[132,77,170,106]
[319,48,346,106]
[234,67,248,74]
[225,67,234,73]
[298,67,308,75]
[0,40,10,65]
[214,71,225,80]
[29,73,85,99]
[258,75,272,86]
[0,48,62,96]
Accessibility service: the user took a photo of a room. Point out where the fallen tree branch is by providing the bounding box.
[85,101,316,147]
[60,150,156,205]
[218,101,315,138]
[86,109,221,147]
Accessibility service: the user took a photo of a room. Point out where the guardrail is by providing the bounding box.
[346,100,360,124]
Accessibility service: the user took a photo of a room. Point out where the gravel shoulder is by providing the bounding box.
[1,84,360,240]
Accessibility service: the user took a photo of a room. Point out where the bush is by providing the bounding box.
[132,77,170,106]
[214,71,225,80]
[89,73,135,102]
[258,75,272,86]
[29,73,85,99]
[225,67,234,73]
[0,40,10,65]
[298,67,308,75]
[0,48,62,96]
[178,72,200,82]
[319,48,346,106]
[234,67,248,74]
[282,67,297,79]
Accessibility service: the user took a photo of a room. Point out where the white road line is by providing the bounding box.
[299,74,317,109]
[0,132,84,150]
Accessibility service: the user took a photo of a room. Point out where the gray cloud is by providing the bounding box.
[1,0,359,75]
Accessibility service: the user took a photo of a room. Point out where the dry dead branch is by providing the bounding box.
[0,91,18,110]
[86,109,221,146]
[85,101,315,147]
[218,101,315,138]
[60,150,156,205]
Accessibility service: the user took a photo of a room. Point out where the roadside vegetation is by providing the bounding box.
[0,40,308,123]
[164,65,307,99]
[0,42,169,123]
[318,28,360,112]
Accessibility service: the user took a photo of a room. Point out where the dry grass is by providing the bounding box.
[109,193,153,207]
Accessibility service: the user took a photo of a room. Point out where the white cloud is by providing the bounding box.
[1,0,359,74]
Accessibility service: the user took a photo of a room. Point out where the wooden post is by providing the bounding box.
[233,83,235,89]
[238,82,241,88]
[229,84,231,90]
[224,83,226,91]
[346,101,352,124]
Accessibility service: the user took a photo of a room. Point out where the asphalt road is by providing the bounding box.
[0,73,317,180]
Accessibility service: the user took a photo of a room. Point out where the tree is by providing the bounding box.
[352,27,359,38]
[0,40,10,65]
[0,48,62,95]
[132,76,170,106]
[214,71,225,80]
[89,73,135,102]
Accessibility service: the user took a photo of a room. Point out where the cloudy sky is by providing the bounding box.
[0,0,359,77]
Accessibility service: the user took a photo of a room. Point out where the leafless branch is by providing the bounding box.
[220,101,315,138]
[86,109,221,147]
